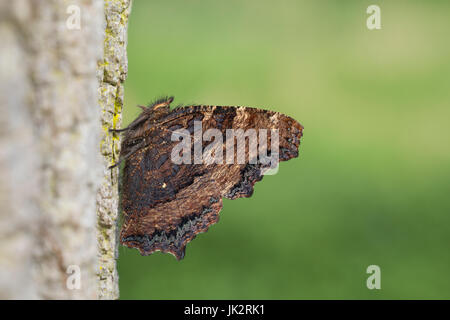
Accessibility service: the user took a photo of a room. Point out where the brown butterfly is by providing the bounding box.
[111,96,303,260]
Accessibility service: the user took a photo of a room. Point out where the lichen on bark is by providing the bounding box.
[96,0,132,300]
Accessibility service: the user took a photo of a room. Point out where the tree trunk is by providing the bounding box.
[97,0,131,300]
[0,0,131,299]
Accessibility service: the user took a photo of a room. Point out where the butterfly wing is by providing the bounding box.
[120,105,303,260]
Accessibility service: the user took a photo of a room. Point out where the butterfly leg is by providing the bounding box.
[109,127,130,133]
[108,140,148,169]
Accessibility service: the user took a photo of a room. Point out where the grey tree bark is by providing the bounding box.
[0,0,131,299]
[97,0,131,300]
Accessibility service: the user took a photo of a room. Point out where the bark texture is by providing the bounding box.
[97,0,131,300]
[0,0,119,299]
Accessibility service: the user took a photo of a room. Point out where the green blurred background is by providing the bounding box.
[118,0,450,299]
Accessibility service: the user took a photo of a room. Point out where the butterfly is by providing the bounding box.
[111,96,303,260]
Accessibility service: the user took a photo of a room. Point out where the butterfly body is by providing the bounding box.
[116,97,303,260]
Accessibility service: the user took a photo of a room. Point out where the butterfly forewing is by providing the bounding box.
[119,102,303,260]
